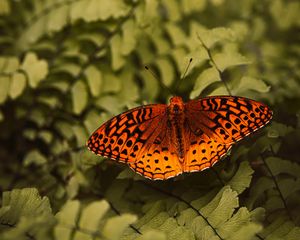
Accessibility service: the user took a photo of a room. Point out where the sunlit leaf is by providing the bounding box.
[197,27,236,49]
[23,150,47,166]
[0,0,10,15]
[213,48,251,72]
[21,52,48,88]
[85,65,103,97]
[110,34,125,71]
[190,67,220,99]
[234,76,270,95]
[9,72,27,99]
[71,80,88,114]
[0,75,10,104]
[182,0,206,14]
[157,58,175,87]
[47,5,68,32]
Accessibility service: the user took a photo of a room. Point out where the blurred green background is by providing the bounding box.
[0,0,299,239]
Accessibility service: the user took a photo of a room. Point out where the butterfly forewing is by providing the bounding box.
[185,96,273,144]
[87,104,182,180]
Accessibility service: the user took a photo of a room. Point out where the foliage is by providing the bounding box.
[0,0,299,239]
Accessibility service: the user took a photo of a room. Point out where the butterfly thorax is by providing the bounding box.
[167,96,187,163]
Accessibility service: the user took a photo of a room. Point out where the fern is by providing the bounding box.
[0,0,300,239]
[0,188,54,240]
[55,200,137,240]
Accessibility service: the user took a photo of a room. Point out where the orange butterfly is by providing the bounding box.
[87,95,272,180]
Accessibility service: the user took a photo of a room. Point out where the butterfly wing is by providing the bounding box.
[127,120,182,180]
[183,96,273,172]
[87,104,182,180]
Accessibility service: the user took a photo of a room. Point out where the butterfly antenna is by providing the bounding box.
[144,66,174,95]
[174,58,193,93]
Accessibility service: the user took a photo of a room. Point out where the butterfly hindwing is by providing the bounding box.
[184,133,232,172]
[128,129,182,180]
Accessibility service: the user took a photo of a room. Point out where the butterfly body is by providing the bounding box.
[167,96,187,162]
[87,96,272,180]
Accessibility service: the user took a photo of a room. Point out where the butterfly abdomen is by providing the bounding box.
[168,96,187,163]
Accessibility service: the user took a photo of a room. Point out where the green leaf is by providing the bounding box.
[110,34,125,71]
[165,23,187,46]
[9,72,27,99]
[91,0,129,21]
[158,218,195,240]
[270,0,300,30]
[37,130,53,144]
[65,176,79,199]
[136,230,166,240]
[23,129,37,140]
[71,80,88,114]
[152,31,171,55]
[135,0,159,26]
[53,62,81,77]
[85,65,103,97]
[54,200,81,240]
[54,120,74,140]
[278,178,300,200]
[0,187,54,240]
[0,111,3,122]
[117,69,139,104]
[84,110,104,134]
[103,214,137,240]
[234,76,270,95]
[160,0,181,21]
[198,27,236,49]
[265,157,300,179]
[0,75,10,104]
[78,201,109,232]
[121,19,138,55]
[23,150,47,166]
[47,4,68,32]
[226,161,254,194]
[205,187,239,225]
[70,0,88,23]
[0,57,19,73]
[229,222,262,240]
[246,177,273,209]
[182,0,206,14]
[72,124,88,147]
[21,52,48,88]
[171,48,188,71]
[261,218,300,240]
[0,0,10,15]
[102,72,121,94]
[56,200,136,240]
[213,46,251,72]
[157,58,175,87]
[37,95,60,108]
[190,67,220,99]
[134,201,166,229]
[28,108,47,127]
[95,95,123,115]
[0,188,53,226]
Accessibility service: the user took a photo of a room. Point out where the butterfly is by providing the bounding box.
[87,95,272,180]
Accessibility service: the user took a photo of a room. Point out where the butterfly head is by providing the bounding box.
[169,96,184,114]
